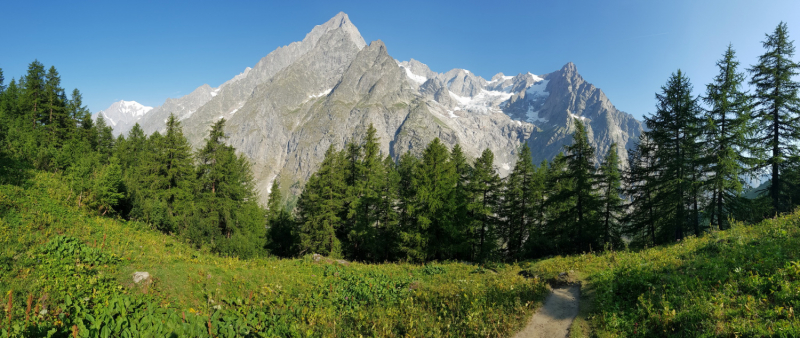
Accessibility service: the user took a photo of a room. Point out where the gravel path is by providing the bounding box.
[513,285,581,338]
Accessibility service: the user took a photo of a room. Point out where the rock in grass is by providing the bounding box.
[133,271,151,283]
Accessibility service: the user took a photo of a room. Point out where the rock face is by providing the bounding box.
[103,12,643,205]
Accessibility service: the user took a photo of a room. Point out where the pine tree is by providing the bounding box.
[703,45,754,229]
[416,138,456,260]
[195,118,265,256]
[501,143,536,259]
[644,70,703,242]
[597,144,623,249]
[547,120,600,253]
[267,179,297,257]
[625,135,661,246]
[95,115,115,162]
[468,148,501,261]
[449,144,472,260]
[748,22,800,213]
[396,151,424,262]
[375,154,400,261]
[296,145,346,257]
[92,156,125,215]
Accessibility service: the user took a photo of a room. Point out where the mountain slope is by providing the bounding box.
[103,12,643,204]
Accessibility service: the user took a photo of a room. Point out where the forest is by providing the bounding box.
[0,23,799,265]
[0,21,798,338]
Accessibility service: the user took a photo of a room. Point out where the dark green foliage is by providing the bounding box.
[703,45,755,230]
[467,148,501,261]
[193,118,265,258]
[748,22,800,213]
[639,70,703,243]
[296,145,346,258]
[267,179,297,257]
[597,144,623,249]
[500,143,537,260]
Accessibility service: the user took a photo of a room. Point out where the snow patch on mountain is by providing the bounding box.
[400,65,427,84]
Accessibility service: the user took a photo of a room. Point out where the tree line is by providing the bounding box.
[0,61,266,257]
[271,22,800,261]
[0,22,798,262]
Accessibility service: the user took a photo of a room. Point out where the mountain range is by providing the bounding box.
[97,12,643,204]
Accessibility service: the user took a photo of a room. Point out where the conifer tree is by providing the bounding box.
[501,143,536,259]
[703,45,754,229]
[748,22,800,213]
[625,135,661,246]
[375,154,400,261]
[195,118,265,256]
[468,148,501,261]
[417,138,456,260]
[644,70,703,242]
[597,144,623,249]
[267,179,297,257]
[396,151,424,262]
[92,156,125,215]
[296,145,346,257]
[95,115,115,162]
[547,120,600,253]
[450,143,472,259]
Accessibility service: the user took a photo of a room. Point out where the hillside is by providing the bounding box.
[0,170,548,337]
[2,166,799,337]
[526,214,800,337]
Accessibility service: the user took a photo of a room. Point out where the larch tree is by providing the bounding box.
[748,22,800,213]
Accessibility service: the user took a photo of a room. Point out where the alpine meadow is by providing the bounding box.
[2,8,800,338]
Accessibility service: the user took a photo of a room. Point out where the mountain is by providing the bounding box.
[95,100,153,134]
[103,12,643,204]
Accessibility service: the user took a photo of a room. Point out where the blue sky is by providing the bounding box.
[1,0,798,119]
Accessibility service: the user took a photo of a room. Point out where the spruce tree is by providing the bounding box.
[296,145,346,257]
[396,151,424,262]
[597,144,623,249]
[547,120,600,253]
[416,138,455,260]
[748,22,800,213]
[267,179,297,257]
[644,70,703,242]
[375,155,400,261]
[450,143,472,260]
[95,115,115,162]
[703,45,754,229]
[625,136,659,246]
[195,118,265,256]
[501,143,536,259]
[468,148,501,261]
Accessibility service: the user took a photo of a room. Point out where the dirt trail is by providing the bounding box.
[513,285,580,338]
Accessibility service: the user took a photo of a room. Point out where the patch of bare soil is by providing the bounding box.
[512,285,581,338]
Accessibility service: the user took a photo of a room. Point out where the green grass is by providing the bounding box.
[0,172,549,337]
[526,215,800,337]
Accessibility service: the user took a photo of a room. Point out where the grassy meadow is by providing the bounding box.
[0,172,548,337]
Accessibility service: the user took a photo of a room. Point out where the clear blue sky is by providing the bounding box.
[1,0,798,120]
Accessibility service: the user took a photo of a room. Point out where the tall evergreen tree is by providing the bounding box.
[396,151,423,262]
[501,143,536,259]
[547,120,600,253]
[644,70,703,242]
[416,138,456,260]
[467,148,501,261]
[703,45,754,229]
[625,135,661,246]
[748,22,800,213]
[267,179,297,257]
[195,118,265,256]
[296,145,346,257]
[449,143,472,259]
[95,115,115,162]
[597,144,623,249]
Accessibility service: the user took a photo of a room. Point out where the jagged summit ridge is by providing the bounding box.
[103,12,642,204]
